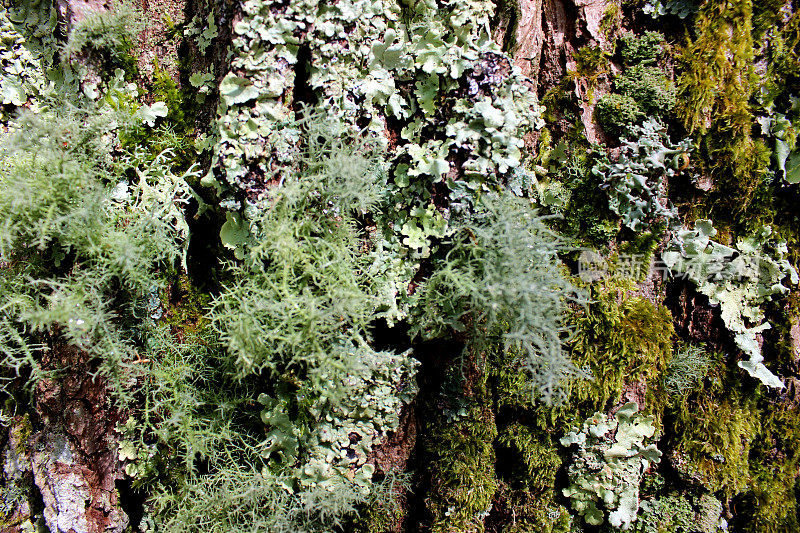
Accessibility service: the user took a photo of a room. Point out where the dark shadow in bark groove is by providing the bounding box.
[115,478,146,531]
[293,44,317,113]
[402,337,466,532]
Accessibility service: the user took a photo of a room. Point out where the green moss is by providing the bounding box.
[743,403,800,532]
[615,65,676,117]
[668,358,759,497]
[765,13,800,95]
[618,31,667,66]
[678,0,767,216]
[668,384,800,531]
[11,414,32,457]
[489,342,571,531]
[540,78,578,126]
[599,2,621,39]
[494,0,522,53]
[161,274,211,336]
[352,489,407,533]
[497,423,560,491]
[0,414,34,529]
[559,148,620,248]
[595,93,644,138]
[572,45,610,89]
[422,351,498,532]
[151,68,189,134]
[492,346,535,412]
[753,0,790,40]
[568,282,674,414]
[632,494,696,533]
[617,221,666,273]
[491,484,572,533]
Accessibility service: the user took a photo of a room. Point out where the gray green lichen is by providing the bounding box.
[662,219,799,387]
[561,402,662,529]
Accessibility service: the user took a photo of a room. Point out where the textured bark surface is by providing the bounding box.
[31,343,127,533]
[133,0,186,81]
[5,0,799,531]
[55,0,109,28]
[508,0,617,142]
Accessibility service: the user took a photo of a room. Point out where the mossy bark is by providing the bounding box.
[3,0,800,532]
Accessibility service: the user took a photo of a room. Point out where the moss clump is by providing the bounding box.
[595,93,645,138]
[490,484,572,533]
[350,482,408,533]
[497,423,560,491]
[559,149,621,248]
[632,494,696,533]
[677,0,768,216]
[617,220,667,273]
[568,283,675,414]
[574,45,610,81]
[667,359,759,497]
[161,274,211,337]
[150,68,190,135]
[743,403,800,532]
[668,363,800,531]
[422,351,498,533]
[596,43,676,138]
[618,31,667,66]
[615,65,676,117]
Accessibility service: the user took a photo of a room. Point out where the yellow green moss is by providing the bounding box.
[161,273,211,335]
[745,404,800,532]
[668,359,759,497]
[568,282,674,414]
[677,0,769,215]
[423,350,498,532]
[492,483,572,533]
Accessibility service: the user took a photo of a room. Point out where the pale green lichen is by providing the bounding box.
[262,347,419,498]
[204,0,545,257]
[664,344,713,398]
[662,220,799,388]
[592,119,690,231]
[756,94,800,184]
[560,403,662,529]
[642,0,698,19]
[0,0,57,106]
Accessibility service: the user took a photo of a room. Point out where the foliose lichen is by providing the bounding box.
[259,346,418,501]
[662,220,799,388]
[0,0,57,107]
[560,402,662,530]
[204,0,545,256]
[642,0,699,19]
[592,119,690,232]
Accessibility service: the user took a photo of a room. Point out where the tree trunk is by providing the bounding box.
[2,0,800,532]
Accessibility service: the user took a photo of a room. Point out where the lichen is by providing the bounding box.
[204,0,545,257]
[259,346,419,498]
[0,0,56,107]
[592,119,690,232]
[662,220,799,387]
[561,402,662,529]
